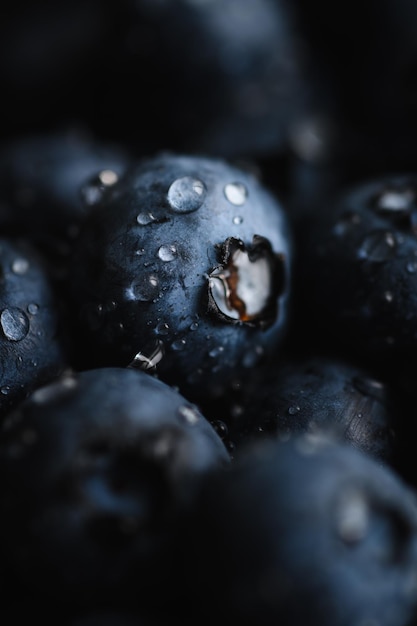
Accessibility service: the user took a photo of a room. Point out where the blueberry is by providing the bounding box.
[228,354,397,464]
[0,366,229,611]
[291,173,417,373]
[68,152,292,404]
[0,236,67,418]
[175,436,417,626]
[0,127,131,278]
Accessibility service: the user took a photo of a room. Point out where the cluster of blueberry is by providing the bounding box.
[2,1,417,625]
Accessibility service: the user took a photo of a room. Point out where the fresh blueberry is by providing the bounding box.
[0,127,131,279]
[291,173,417,374]
[67,152,292,405]
[0,366,230,612]
[227,354,397,464]
[0,236,67,419]
[174,435,417,626]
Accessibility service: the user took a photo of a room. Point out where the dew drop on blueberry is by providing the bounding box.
[11,258,29,275]
[136,212,156,226]
[157,244,177,261]
[224,182,248,206]
[0,307,30,341]
[167,176,206,213]
[357,230,398,262]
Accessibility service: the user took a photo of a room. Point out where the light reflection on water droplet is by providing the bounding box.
[125,274,160,302]
[224,182,248,206]
[358,230,397,262]
[158,244,177,262]
[155,322,170,335]
[288,405,300,415]
[12,258,29,275]
[178,405,200,425]
[374,187,415,213]
[208,346,224,358]
[233,216,244,225]
[171,338,187,351]
[189,321,199,331]
[384,291,394,303]
[129,339,165,371]
[27,303,39,315]
[0,308,30,341]
[137,212,156,225]
[167,177,206,213]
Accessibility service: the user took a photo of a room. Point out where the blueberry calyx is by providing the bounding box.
[207,235,285,329]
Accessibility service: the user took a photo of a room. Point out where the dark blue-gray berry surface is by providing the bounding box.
[68,153,292,404]
[0,366,229,617]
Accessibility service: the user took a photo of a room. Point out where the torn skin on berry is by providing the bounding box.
[207,236,285,329]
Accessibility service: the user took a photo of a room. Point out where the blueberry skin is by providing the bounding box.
[291,173,417,373]
[177,436,417,626]
[229,355,397,464]
[0,237,67,418]
[68,153,292,403]
[0,128,130,270]
[0,366,230,609]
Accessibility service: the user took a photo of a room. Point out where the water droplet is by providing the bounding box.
[0,385,10,395]
[336,488,369,544]
[171,338,187,351]
[0,308,29,341]
[224,182,248,206]
[288,405,301,415]
[233,216,244,225]
[406,260,417,274]
[155,322,170,335]
[27,303,39,315]
[129,339,165,371]
[384,291,394,302]
[373,187,415,214]
[11,258,29,275]
[98,169,119,186]
[211,419,228,438]
[358,230,397,262]
[352,376,385,401]
[333,211,361,236]
[125,274,160,302]
[242,345,264,368]
[167,176,206,213]
[137,212,156,225]
[189,321,199,331]
[178,405,200,425]
[158,244,177,262]
[208,346,224,358]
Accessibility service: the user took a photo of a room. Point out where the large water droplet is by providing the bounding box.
[158,244,177,262]
[167,177,206,213]
[224,182,248,206]
[125,274,160,302]
[0,308,30,341]
[128,339,165,371]
[358,230,397,262]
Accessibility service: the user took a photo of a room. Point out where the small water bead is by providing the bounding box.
[0,308,30,341]
[129,339,165,371]
[178,405,200,425]
[333,211,361,236]
[137,212,156,226]
[208,346,224,358]
[167,176,206,213]
[189,321,199,331]
[27,303,39,315]
[158,244,177,262]
[224,182,248,206]
[232,216,244,225]
[125,274,160,302]
[11,258,29,275]
[288,405,301,415]
[171,338,187,351]
[0,385,10,395]
[384,291,394,303]
[357,230,398,262]
[155,321,170,335]
[406,260,417,274]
